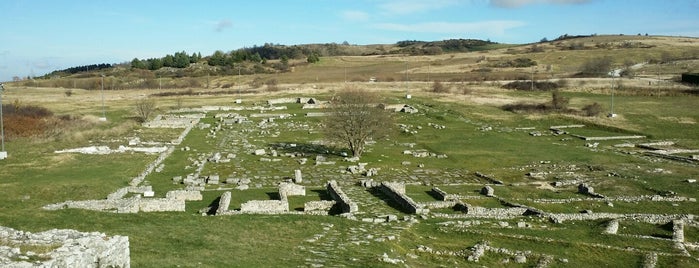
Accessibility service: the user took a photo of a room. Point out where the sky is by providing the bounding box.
[1,0,698,82]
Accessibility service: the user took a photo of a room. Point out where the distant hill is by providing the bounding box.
[13,35,699,91]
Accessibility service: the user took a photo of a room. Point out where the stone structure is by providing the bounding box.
[44,195,186,214]
[379,182,429,214]
[672,219,685,242]
[279,182,306,199]
[216,191,231,215]
[480,186,495,197]
[304,200,336,212]
[604,219,620,234]
[165,190,203,201]
[0,226,130,267]
[240,200,288,213]
[326,180,358,213]
[431,187,459,202]
[578,183,605,198]
[294,169,303,183]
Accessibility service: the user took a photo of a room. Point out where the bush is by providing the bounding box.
[551,90,569,110]
[579,56,612,77]
[502,81,560,91]
[431,81,449,93]
[582,102,603,116]
[134,99,156,123]
[64,89,73,97]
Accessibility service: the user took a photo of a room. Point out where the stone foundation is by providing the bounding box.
[0,226,130,268]
[379,182,429,214]
[327,180,358,213]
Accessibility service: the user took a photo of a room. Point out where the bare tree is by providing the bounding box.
[135,98,156,122]
[323,87,393,158]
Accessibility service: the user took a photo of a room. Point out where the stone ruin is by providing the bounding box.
[327,180,358,214]
[379,182,429,215]
[0,226,130,268]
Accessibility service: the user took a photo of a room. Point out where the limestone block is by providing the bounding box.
[216,192,231,215]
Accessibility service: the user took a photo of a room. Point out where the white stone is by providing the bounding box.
[143,190,155,197]
[0,151,7,160]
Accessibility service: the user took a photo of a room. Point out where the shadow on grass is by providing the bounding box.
[425,190,442,201]
[366,187,406,213]
[266,192,280,200]
[204,196,221,215]
[268,142,347,157]
[311,189,332,201]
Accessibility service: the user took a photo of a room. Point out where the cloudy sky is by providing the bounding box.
[1,0,697,81]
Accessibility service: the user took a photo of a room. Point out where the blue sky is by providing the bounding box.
[1,0,697,82]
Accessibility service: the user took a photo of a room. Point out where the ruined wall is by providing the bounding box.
[44,196,186,214]
[165,190,203,201]
[326,180,358,213]
[379,182,429,214]
[279,182,305,199]
[139,198,185,212]
[304,200,336,212]
[431,187,460,201]
[240,200,288,213]
[0,226,130,268]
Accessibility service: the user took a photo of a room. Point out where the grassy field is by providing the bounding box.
[1,35,699,267]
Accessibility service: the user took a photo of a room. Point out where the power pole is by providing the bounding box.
[0,83,6,159]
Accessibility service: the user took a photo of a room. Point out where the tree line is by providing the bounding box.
[131,51,202,70]
[47,63,113,76]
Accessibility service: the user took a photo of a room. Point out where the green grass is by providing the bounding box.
[2,69,699,266]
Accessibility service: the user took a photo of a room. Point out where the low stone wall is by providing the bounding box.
[267,98,297,105]
[431,187,460,201]
[304,200,336,212]
[549,213,694,224]
[165,190,202,201]
[107,187,129,200]
[464,205,528,218]
[44,196,185,214]
[240,200,288,213]
[279,182,305,199]
[139,198,185,212]
[326,180,358,213]
[379,182,429,214]
[0,226,130,268]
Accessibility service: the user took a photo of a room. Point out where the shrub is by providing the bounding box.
[64,89,73,97]
[134,98,156,123]
[551,90,569,110]
[579,56,613,77]
[582,102,604,116]
[431,80,449,93]
[249,77,264,88]
[502,81,560,91]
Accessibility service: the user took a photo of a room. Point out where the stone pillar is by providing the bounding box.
[672,219,685,242]
[294,169,302,183]
[216,191,231,215]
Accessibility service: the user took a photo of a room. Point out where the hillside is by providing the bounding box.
[8,35,699,92]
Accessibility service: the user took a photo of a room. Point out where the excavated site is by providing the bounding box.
[4,94,698,267]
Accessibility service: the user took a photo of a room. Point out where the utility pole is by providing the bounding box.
[0,83,6,159]
[100,75,107,121]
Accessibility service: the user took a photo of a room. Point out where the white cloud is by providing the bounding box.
[374,20,526,35]
[341,10,370,21]
[378,0,461,15]
[490,0,591,8]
